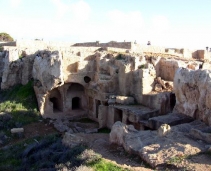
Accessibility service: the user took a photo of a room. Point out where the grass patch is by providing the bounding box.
[167,154,187,165]
[1,111,40,131]
[0,81,40,145]
[88,159,130,171]
[0,80,40,127]
[0,80,38,112]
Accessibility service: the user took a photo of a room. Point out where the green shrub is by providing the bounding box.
[79,149,102,164]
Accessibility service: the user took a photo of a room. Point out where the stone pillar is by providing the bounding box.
[98,105,108,128]
[122,109,129,124]
[106,106,115,129]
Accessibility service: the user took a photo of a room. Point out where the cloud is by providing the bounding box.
[51,0,91,21]
[101,10,145,41]
[3,0,210,49]
[10,0,22,8]
[51,0,69,18]
[70,0,91,22]
[151,15,170,32]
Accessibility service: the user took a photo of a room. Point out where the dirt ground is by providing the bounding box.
[2,121,211,171]
[1,121,57,147]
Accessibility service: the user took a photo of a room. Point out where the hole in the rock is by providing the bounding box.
[114,108,123,122]
[170,93,176,110]
[50,97,61,112]
[199,64,202,69]
[126,118,133,125]
[165,82,170,87]
[102,101,109,106]
[72,97,81,110]
[84,76,91,83]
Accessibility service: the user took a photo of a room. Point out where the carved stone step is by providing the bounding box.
[142,113,194,130]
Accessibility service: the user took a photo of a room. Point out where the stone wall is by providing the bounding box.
[73,41,132,49]
[157,58,202,81]
[0,41,16,46]
[196,50,211,60]
[131,43,165,53]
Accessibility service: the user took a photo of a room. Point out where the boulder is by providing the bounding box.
[11,128,24,133]
[174,68,211,126]
[109,121,206,168]
[62,132,83,148]
[53,120,69,133]
[157,124,171,137]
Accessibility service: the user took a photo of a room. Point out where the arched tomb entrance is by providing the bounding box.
[66,83,87,111]
[49,88,63,113]
[72,97,81,110]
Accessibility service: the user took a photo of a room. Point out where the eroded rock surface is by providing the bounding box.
[110,121,208,168]
[33,50,64,92]
[174,68,211,125]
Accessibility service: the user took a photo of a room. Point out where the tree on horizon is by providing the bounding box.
[0,32,14,42]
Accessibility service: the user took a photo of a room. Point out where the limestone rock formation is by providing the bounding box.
[1,47,36,89]
[33,50,64,92]
[174,68,211,125]
[0,40,210,127]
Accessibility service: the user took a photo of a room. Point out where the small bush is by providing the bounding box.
[167,154,187,165]
[88,159,130,171]
[79,149,102,164]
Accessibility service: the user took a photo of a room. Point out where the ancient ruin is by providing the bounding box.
[1,40,211,168]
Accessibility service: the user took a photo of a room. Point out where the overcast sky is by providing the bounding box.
[0,0,211,49]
